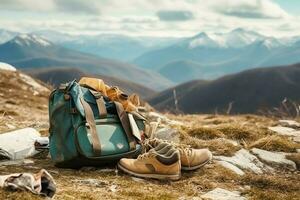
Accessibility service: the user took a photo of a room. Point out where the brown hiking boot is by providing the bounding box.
[118,147,181,180]
[143,138,212,171]
[179,147,212,171]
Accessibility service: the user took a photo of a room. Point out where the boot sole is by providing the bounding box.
[117,163,181,181]
[181,158,211,171]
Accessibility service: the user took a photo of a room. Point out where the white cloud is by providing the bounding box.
[211,0,290,19]
[0,0,299,37]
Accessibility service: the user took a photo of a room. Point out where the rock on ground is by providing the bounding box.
[216,161,245,176]
[0,62,16,71]
[0,128,40,160]
[215,149,273,174]
[147,112,183,126]
[201,188,246,200]
[279,120,300,129]
[154,127,181,143]
[19,73,49,94]
[268,126,300,137]
[251,148,296,170]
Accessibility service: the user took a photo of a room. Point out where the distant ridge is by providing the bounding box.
[149,63,300,114]
[28,67,156,99]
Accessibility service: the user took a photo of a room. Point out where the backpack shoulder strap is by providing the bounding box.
[114,101,136,151]
[80,97,102,156]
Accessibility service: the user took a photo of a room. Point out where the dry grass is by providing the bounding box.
[286,153,300,170]
[187,127,225,140]
[241,173,300,200]
[247,188,300,200]
[216,125,259,141]
[250,135,300,152]
[180,133,241,156]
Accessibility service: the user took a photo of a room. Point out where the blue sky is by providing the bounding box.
[0,0,299,37]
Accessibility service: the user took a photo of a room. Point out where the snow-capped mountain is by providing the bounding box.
[9,34,52,47]
[0,29,18,44]
[134,28,300,83]
[0,34,172,90]
[186,28,272,49]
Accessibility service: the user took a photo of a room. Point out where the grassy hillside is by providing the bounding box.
[149,63,300,114]
[28,67,156,99]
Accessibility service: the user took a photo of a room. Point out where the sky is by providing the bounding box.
[0,0,299,38]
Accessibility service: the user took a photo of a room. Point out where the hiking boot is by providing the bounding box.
[142,138,212,171]
[118,148,181,180]
[179,147,212,171]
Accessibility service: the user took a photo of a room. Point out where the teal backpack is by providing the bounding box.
[48,80,144,168]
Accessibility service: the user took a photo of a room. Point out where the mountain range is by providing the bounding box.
[0,34,172,90]
[32,30,181,62]
[149,63,300,114]
[134,28,300,84]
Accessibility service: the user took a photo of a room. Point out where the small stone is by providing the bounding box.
[201,188,246,200]
[293,136,300,143]
[154,127,181,143]
[72,179,108,187]
[131,177,146,183]
[216,161,245,176]
[98,168,116,173]
[109,185,117,193]
[268,126,300,137]
[279,120,300,129]
[0,159,34,166]
[23,159,34,165]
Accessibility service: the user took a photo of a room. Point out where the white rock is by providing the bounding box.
[279,120,300,129]
[0,62,16,71]
[201,188,246,200]
[0,128,40,160]
[215,149,273,174]
[293,136,300,143]
[109,185,117,193]
[217,161,245,176]
[251,148,296,170]
[297,149,300,153]
[147,112,183,126]
[148,112,169,122]
[154,127,180,143]
[268,126,300,137]
[0,159,34,166]
[19,73,49,93]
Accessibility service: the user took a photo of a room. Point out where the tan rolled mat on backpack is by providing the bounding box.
[79,77,140,112]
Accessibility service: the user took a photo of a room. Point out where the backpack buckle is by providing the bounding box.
[70,108,77,114]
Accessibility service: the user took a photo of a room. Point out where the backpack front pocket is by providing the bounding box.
[75,117,130,158]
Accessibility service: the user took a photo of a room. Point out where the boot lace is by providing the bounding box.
[137,151,154,160]
[142,138,193,167]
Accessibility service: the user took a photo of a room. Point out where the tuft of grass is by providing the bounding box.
[0,190,42,200]
[246,188,300,200]
[250,135,300,152]
[242,174,300,200]
[181,133,241,156]
[286,153,300,170]
[216,125,258,141]
[187,127,224,140]
[241,174,300,192]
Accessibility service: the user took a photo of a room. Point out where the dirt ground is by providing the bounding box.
[0,70,299,200]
